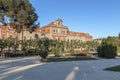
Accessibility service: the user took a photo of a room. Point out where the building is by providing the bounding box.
[0,25,42,40]
[0,25,16,39]
[0,19,93,42]
[42,19,93,42]
[18,26,42,40]
[42,19,69,40]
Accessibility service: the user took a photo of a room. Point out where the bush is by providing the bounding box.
[71,53,87,56]
[97,44,117,58]
[51,48,61,57]
[70,48,74,54]
[97,37,117,58]
[39,51,48,59]
[27,49,34,55]
[4,52,24,57]
[0,53,5,57]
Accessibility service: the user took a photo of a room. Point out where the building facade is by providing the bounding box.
[0,19,93,42]
[42,19,69,40]
[0,25,16,39]
[42,19,93,42]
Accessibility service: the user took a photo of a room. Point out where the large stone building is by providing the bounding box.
[0,19,93,42]
[42,19,68,40]
[18,27,42,40]
[0,25,17,39]
[42,19,92,42]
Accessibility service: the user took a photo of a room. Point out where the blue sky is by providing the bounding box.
[29,0,120,39]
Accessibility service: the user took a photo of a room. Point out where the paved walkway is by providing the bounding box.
[0,56,120,80]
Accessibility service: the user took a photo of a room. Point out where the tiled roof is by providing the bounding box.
[56,19,63,22]
[68,31,92,38]
[43,21,68,29]
[0,25,15,30]
[34,28,41,32]
[43,22,56,28]
[0,25,10,30]
[42,28,50,33]
[23,26,29,31]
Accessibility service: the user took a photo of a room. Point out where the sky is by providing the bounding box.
[29,0,120,39]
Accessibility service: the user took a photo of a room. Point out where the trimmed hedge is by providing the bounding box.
[39,51,48,59]
[4,53,24,57]
[97,44,117,58]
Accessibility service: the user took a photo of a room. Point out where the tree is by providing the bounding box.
[0,0,40,56]
[97,36,117,58]
[6,36,14,53]
[0,38,7,57]
[85,41,100,52]
[0,0,7,24]
[0,0,38,26]
[0,0,38,52]
[119,33,120,40]
[38,38,50,59]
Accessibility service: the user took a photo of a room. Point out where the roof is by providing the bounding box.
[42,28,50,33]
[44,22,56,27]
[0,25,12,30]
[0,25,9,30]
[68,31,92,38]
[56,19,63,22]
[43,19,68,29]
[34,28,41,32]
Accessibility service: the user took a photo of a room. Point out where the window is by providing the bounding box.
[53,30,55,33]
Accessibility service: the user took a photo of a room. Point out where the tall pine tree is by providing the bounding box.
[0,0,38,30]
[0,0,39,52]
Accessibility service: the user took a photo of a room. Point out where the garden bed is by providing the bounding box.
[41,56,97,62]
[105,65,120,72]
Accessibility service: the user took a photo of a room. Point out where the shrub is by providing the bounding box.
[0,53,5,57]
[98,44,117,58]
[27,49,34,55]
[39,50,48,59]
[70,48,74,54]
[51,48,61,57]
[71,53,87,56]
[97,37,117,58]
[4,52,24,57]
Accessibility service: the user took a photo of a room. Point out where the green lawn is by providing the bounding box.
[41,56,97,62]
[105,65,120,72]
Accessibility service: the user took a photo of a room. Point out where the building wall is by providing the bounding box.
[0,25,16,39]
[50,27,68,40]
[18,30,42,40]
[42,19,93,42]
[0,19,93,42]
